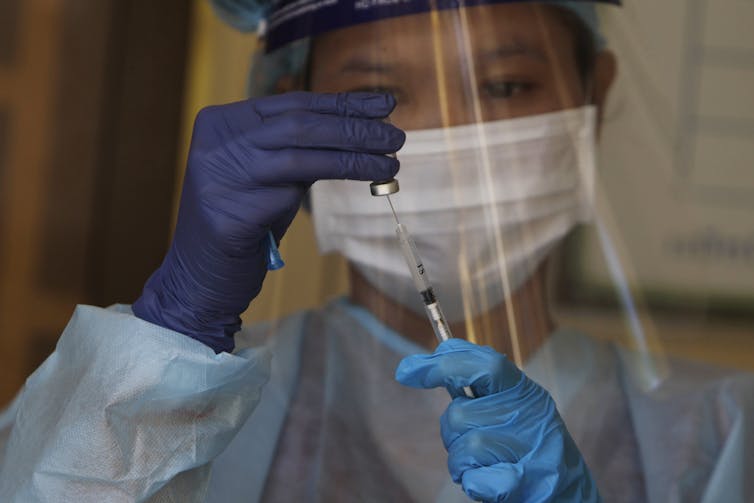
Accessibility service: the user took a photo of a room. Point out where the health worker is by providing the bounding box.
[1,1,752,502]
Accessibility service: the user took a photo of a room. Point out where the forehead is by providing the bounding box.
[311,4,572,69]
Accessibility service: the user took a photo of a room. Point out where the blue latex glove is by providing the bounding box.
[134,92,404,353]
[396,339,601,503]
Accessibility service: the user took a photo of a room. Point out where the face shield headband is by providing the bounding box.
[260,0,620,52]
[212,1,621,51]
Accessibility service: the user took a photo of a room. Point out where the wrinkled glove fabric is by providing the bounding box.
[397,339,601,503]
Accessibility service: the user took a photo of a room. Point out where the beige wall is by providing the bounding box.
[0,0,190,407]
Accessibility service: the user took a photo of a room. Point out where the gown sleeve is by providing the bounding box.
[0,304,271,503]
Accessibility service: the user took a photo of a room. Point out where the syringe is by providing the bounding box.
[370,179,475,399]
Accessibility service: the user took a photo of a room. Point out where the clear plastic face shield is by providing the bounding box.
[209,0,753,500]
[270,1,616,364]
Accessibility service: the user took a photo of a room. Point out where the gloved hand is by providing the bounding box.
[396,339,600,503]
[134,92,404,353]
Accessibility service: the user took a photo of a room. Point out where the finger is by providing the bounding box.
[440,382,556,448]
[195,184,305,237]
[253,91,396,119]
[247,148,399,185]
[440,395,524,449]
[461,463,524,503]
[395,339,521,397]
[447,428,527,484]
[250,112,405,154]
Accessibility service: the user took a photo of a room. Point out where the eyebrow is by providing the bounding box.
[337,41,547,75]
[481,43,548,63]
[339,59,398,75]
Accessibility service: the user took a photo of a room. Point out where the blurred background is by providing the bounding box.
[0,0,191,406]
[0,0,752,408]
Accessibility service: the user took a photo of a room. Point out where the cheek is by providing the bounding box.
[308,68,342,94]
[390,88,445,130]
[482,88,570,121]
[546,65,588,109]
[486,75,586,122]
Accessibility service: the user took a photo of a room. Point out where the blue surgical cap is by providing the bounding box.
[210,0,269,32]
[210,0,613,96]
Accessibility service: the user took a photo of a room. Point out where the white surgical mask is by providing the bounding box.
[311,106,597,322]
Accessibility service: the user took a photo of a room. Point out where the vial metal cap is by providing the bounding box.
[370,179,400,196]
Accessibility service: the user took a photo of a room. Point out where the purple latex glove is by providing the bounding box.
[134,92,404,353]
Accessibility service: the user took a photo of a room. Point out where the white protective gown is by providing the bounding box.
[0,299,752,502]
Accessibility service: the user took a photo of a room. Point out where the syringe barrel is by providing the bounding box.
[396,223,431,293]
[391,212,474,397]
[394,224,473,398]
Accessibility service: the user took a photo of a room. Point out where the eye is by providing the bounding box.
[482,80,535,99]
